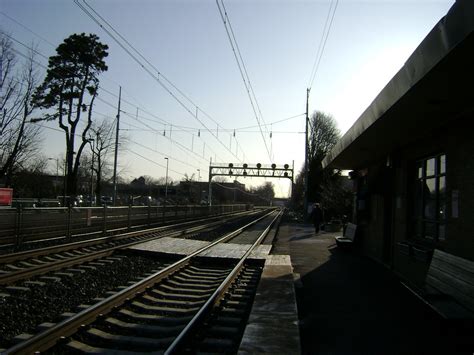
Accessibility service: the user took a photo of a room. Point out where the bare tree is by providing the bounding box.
[32,33,108,198]
[292,111,344,213]
[250,181,275,202]
[0,31,42,186]
[87,119,115,199]
[308,111,340,162]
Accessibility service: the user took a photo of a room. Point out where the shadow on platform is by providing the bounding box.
[275,223,474,354]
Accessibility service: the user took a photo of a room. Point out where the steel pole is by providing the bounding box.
[303,88,310,221]
[89,140,95,206]
[164,157,169,221]
[112,86,121,206]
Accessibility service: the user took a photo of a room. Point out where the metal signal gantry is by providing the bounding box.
[208,162,294,206]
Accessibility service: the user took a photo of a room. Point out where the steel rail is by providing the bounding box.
[165,209,283,354]
[0,206,260,249]
[3,209,277,355]
[0,209,259,263]
[0,211,259,285]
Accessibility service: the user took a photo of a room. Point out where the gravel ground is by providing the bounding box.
[0,252,169,349]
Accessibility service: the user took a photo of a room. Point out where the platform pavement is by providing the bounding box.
[271,222,473,354]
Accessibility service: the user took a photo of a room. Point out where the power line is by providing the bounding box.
[4,23,282,166]
[1,14,200,134]
[132,140,201,171]
[128,149,187,177]
[216,0,272,162]
[78,0,248,162]
[7,35,219,167]
[74,0,245,164]
[0,12,146,110]
[5,33,219,181]
[308,0,339,91]
[121,111,221,164]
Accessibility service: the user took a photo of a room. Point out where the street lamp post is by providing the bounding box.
[164,158,169,200]
[164,157,169,221]
[88,139,95,206]
[197,169,201,203]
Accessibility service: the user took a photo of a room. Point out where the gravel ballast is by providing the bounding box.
[0,252,169,349]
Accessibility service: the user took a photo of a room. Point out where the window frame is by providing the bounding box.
[412,153,446,243]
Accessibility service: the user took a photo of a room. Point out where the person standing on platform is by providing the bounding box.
[310,203,323,234]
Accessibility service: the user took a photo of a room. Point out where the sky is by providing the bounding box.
[1,0,455,197]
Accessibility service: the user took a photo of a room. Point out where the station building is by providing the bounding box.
[322,0,474,288]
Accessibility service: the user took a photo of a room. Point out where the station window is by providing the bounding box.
[413,154,446,242]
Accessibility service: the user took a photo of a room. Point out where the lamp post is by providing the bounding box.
[164,157,169,200]
[88,139,95,206]
[164,157,169,220]
[197,169,201,203]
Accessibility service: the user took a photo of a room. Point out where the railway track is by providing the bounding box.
[0,210,267,285]
[3,209,282,354]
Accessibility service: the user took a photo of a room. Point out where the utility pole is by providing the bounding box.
[164,157,169,216]
[303,88,310,221]
[112,86,121,206]
[208,157,212,207]
[89,139,95,206]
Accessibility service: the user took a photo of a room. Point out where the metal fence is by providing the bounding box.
[0,204,249,246]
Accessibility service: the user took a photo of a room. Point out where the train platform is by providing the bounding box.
[258,222,473,354]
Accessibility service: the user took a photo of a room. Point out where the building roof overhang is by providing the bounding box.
[322,0,474,170]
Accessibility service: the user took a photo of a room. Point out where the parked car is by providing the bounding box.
[12,198,38,208]
[38,199,61,208]
[56,196,82,207]
[100,196,113,205]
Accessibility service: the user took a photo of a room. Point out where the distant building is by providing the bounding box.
[322,1,474,287]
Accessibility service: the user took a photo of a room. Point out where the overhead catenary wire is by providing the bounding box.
[3,19,243,185]
[307,0,339,91]
[5,6,294,187]
[128,149,187,177]
[121,111,219,164]
[78,0,249,163]
[4,27,299,166]
[1,11,209,136]
[8,38,211,180]
[128,113,225,164]
[7,34,218,169]
[74,0,245,164]
[215,0,272,162]
[218,0,269,136]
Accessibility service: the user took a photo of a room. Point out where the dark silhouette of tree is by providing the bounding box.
[252,181,275,201]
[0,31,42,186]
[32,33,108,198]
[308,111,340,162]
[87,119,115,200]
[307,111,340,205]
[292,111,350,218]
